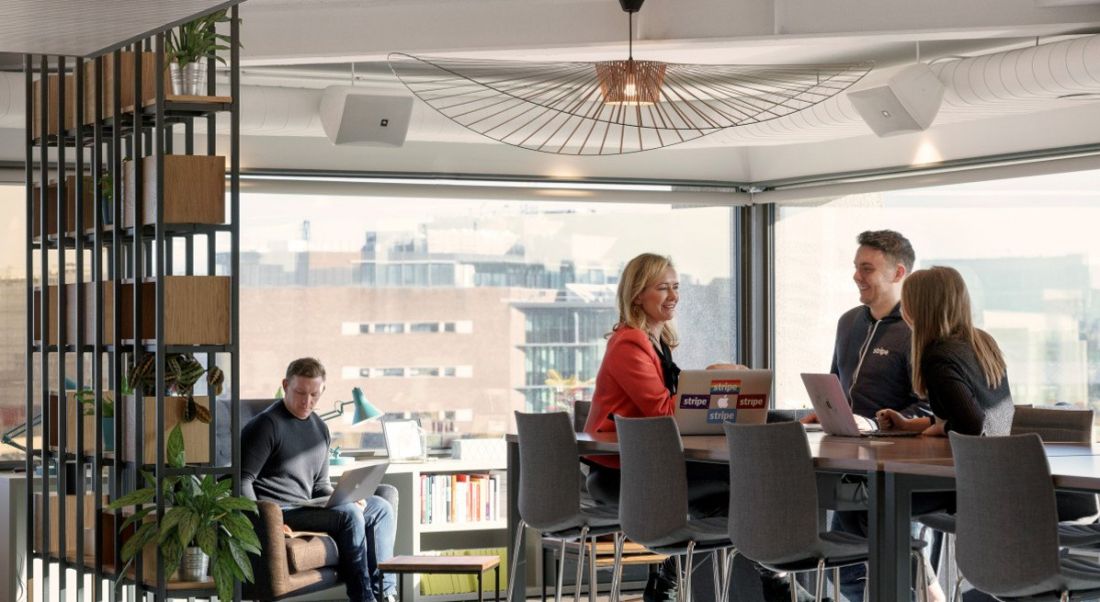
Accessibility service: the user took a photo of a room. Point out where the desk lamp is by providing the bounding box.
[318,387,383,464]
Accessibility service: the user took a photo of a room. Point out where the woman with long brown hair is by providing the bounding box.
[876,266,1014,436]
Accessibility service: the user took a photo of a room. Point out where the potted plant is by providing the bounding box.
[122,353,223,463]
[75,387,114,451]
[108,424,260,599]
[165,9,238,95]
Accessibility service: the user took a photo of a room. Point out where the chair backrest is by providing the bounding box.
[723,421,819,564]
[514,411,583,532]
[216,398,281,466]
[950,432,1062,596]
[1011,406,1094,443]
[573,400,592,432]
[615,416,689,545]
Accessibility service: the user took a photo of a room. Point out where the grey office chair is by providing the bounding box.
[614,416,733,602]
[722,421,929,602]
[918,407,1100,600]
[951,431,1100,601]
[510,411,622,602]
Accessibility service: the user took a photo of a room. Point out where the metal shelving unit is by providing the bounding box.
[23,6,241,600]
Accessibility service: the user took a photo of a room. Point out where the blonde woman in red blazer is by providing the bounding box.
[581,253,814,602]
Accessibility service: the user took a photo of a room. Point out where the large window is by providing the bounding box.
[232,189,736,450]
[0,185,26,461]
[775,169,1100,414]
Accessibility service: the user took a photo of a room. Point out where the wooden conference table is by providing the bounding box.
[505,430,1100,601]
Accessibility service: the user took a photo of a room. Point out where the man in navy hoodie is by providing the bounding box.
[803,230,933,601]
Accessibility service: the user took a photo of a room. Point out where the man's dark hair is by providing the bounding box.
[285,357,326,381]
[857,230,915,272]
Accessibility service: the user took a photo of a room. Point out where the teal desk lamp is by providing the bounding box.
[318,387,383,464]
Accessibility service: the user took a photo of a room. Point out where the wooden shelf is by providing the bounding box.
[123,155,226,229]
[419,520,506,534]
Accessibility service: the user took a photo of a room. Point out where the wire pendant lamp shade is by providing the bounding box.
[388,2,872,155]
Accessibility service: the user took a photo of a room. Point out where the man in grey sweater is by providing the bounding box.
[241,357,397,602]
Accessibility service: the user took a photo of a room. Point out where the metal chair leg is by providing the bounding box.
[555,540,566,602]
[588,536,597,602]
[572,527,589,602]
[814,559,825,602]
[507,520,526,602]
[789,573,798,602]
[609,532,625,602]
[682,543,697,602]
[719,550,738,602]
[674,556,684,602]
[832,567,840,602]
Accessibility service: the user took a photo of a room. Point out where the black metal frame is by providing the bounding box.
[22,5,241,600]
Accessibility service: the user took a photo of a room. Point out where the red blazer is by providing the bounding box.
[583,326,674,468]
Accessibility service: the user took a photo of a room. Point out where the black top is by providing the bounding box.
[240,400,334,504]
[654,341,680,395]
[923,337,1013,436]
[831,303,929,419]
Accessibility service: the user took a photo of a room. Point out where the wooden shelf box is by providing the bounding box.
[31,286,60,346]
[31,175,96,239]
[31,73,77,139]
[83,51,168,122]
[123,155,226,228]
[47,390,116,454]
[33,492,106,557]
[91,276,230,346]
[120,395,211,465]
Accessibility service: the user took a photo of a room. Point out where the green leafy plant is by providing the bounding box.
[107,425,260,600]
[127,353,224,423]
[75,387,114,418]
[98,171,113,226]
[166,9,239,68]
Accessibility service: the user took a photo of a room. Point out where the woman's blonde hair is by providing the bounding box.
[902,266,1006,398]
[612,253,679,348]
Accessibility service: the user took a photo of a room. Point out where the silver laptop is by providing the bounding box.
[671,369,772,435]
[800,373,920,438]
[296,462,390,508]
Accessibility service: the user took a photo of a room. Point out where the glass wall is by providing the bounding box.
[774,169,1100,415]
[229,190,737,450]
[0,185,25,462]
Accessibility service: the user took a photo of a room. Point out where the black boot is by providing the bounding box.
[642,566,678,602]
[759,569,832,602]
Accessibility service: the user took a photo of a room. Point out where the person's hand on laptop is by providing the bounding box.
[706,363,748,370]
[800,412,819,424]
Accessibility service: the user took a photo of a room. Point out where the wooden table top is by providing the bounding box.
[380,555,501,572]
[571,430,1100,473]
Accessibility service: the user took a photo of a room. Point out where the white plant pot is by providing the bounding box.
[169,62,207,96]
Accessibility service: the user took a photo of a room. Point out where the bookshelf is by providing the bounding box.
[24,8,243,601]
[339,458,509,602]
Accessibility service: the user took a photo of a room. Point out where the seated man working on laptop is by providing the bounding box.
[241,357,397,602]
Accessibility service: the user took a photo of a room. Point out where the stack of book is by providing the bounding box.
[418,547,508,596]
[419,473,502,525]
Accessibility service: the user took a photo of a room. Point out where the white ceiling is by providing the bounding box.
[3,0,1100,185]
[0,0,242,57]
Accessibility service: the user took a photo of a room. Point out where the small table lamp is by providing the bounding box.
[318,387,383,464]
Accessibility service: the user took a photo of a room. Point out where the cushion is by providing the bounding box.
[285,533,339,573]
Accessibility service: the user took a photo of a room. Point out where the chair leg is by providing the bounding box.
[674,555,684,602]
[711,550,722,602]
[588,536,597,602]
[609,532,625,602]
[556,540,567,602]
[508,520,526,602]
[863,562,869,602]
[832,567,840,602]
[814,559,825,602]
[952,572,963,602]
[573,527,589,602]
[681,542,697,602]
[717,550,734,602]
[789,573,798,602]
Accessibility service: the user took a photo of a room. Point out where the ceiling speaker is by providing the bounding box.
[847,64,944,137]
[320,85,414,146]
